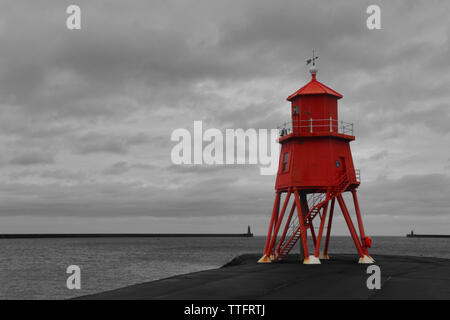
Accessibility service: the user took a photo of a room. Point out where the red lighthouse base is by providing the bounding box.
[259,182,374,264]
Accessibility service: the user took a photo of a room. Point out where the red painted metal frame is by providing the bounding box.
[351,189,369,255]
[267,190,292,255]
[336,194,365,258]
[294,190,310,259]
[314,200,328,258]
[323,197,335,256]
[263,188,370,262]
[263,192,280,256]
[276,201,296,255]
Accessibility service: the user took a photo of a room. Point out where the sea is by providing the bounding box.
[0,236,449,299]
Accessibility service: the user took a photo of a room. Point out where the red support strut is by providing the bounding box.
[267,190,292,257]
[314,199,329,258]
[294,190,312,263]
[351,189,369,255]
[336,194,365,258]
[261,192,280,260]
[323,197,335,258]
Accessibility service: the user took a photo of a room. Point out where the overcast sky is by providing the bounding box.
[0,0,449,235]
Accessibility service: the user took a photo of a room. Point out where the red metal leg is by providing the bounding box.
[276,201,296,254]
[304,194,316,247]
[351,189,369,255]
[263,192,280,256]
[323,197,335,256]
[267,190,292,256]
[294,190,309,258]
[272,194,281,237]
[314,200,329,258]
[336,194,365,258]
[309,221,317,247]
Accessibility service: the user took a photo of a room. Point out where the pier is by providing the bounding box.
[0,226,253,239]
[77,253,450,300]
[0,232,253,239]
[407,230,450,238]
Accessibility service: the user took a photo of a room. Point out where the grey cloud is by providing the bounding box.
[360,174,450,217]
[39,170,87,181]
[8,169,87,182]
[72,132,151,155]
[401,104,450,134]
[102,162,129,175]
[9,152,54,166]
[166,164,260,176]
[102,161,156,175]
[367,150,389,162]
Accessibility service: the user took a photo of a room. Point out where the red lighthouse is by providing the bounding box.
[259,56,374,264]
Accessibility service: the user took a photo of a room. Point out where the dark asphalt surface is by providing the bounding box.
[78,254,450,300]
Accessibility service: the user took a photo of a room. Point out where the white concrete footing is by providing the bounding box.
[358,255,375,264]
[257,255,272,263]
[304,255,321,264]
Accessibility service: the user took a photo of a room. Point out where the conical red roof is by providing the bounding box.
[287,75,343,101]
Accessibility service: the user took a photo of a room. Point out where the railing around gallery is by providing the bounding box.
[336,169,361,190]
[278,118,354,136]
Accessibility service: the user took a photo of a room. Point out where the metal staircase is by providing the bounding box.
[274,174,351,261]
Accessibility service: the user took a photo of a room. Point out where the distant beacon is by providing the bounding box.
[258,52,374,264]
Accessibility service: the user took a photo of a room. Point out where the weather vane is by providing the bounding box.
[306,50,319,66]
